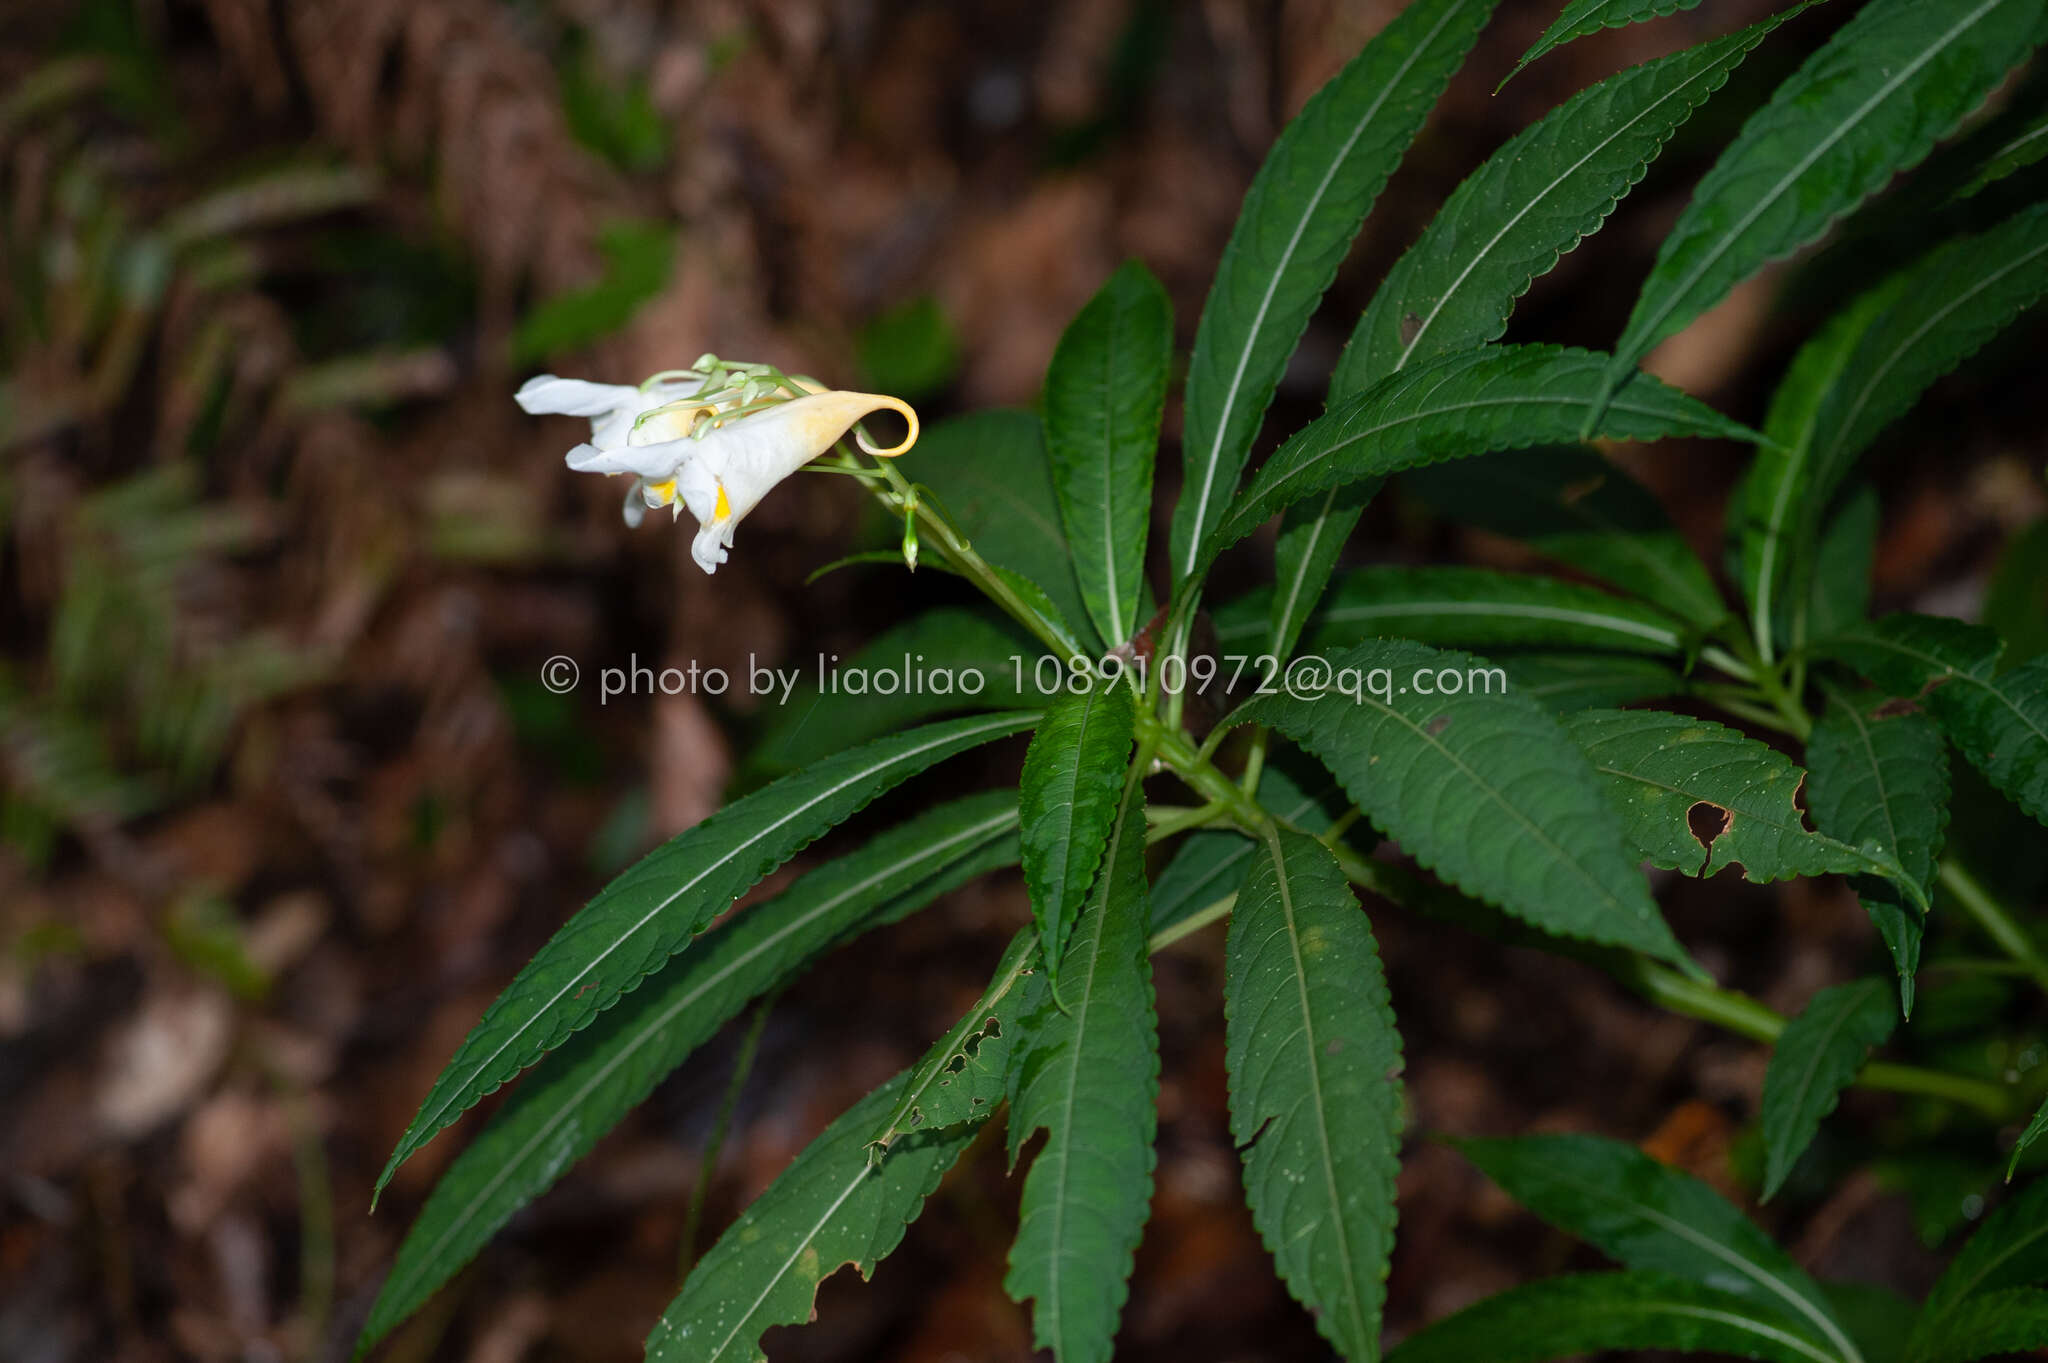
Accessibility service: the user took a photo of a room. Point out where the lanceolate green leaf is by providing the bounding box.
[1386,1270,1840,1363]
[1959,111,2048,197]
[1044,260,1172,647]
[1460,1134,1862,1363]
[1760,979,1898,1201]
[1564,709,1918,898]
[1743,202,2048,655]
[898,409,1096,646]
[1231,638,1690,965]
[1226,828,1403,1362]
[1403,446,1725,626]
[1603,0,2046,398]
[1807,487,1878,644]
[355,793,1019,1357]
[1803,689,1949,1014]
[373,711,1035,1200]
[1821,1281,1918,1363]
[746,608,1043,779]
[1286,0,1767,658]
[1345,10,1797,393]
[1288,0,1769,657]
[1918,1175,2048,1325]
[1820,614,2048,827]
[1006,794,1158,1363]
[1218,567,1690,658]
[1985,520,2048,666]
[1193,345,1755,579]
[1505,0,1714,87]
[644,1072,983,1363]
[1019,682,1137,981]
[1907,1287,2048,1363]
[873,929,1042,1153]
[2011,1099,2048,1179]
[1734,281,1901,652]
[1498,652,1685,713]
[1268,481,1377,662]
[1171,0,1496,578]
[1803,202,2048,557]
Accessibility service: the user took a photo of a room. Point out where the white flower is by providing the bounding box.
[515,373,721,528]
[521,369,918,574]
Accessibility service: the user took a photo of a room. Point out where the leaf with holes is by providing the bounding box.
[1192,345,1756,581]
[1005,793,1158,1363]
[372,710,1035,1201]
[873,929,1043,1155]
[1603,0,2046,399]
[1045,260,1171,648]
[1019,681,1137,984]
[1460,1134,1861,1363]
[355,792,1020,1357]
[1217,567,1691,660]
[1803,688,1949,1015]
[1226,828,1404,1362]
[1231,638,1689,965]
[1818,614,2048,828]
[1171,0,1497,578]
[1761,979,1898,1201]
[1387,1270,1846,1363]
[1564,709,1919,901]
[645,1074,982,1362]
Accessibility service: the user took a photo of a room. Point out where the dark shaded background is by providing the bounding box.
[4,1,2046,1360]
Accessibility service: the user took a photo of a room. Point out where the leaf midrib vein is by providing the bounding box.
[399,714,1026,1168]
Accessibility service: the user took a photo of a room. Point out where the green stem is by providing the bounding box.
[1697,645,1758,684]
[1731,635,1813,740]
[863,455,1080,662]
[1239,729,1269,799]
[1694,691,1805,737]
[1146,800,1229,842]
[1142,715,1268,835]
[1325,841,2019,1123]
[1941,859,2048,993]
[1630,959,2013,1119]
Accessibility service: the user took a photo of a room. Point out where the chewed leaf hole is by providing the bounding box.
[1687,801,1730,853]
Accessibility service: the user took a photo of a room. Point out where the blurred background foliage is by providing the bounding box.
[1,1,2044,1361]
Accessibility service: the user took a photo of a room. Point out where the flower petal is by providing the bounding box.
[690,390,920,522]
[565,439,693,479]
[690,521,729,574]
[515,376,640,417]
